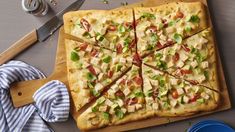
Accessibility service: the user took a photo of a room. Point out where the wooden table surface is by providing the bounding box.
[0,0,234,131]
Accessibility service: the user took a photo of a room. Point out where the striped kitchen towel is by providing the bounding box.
[0,61,70,132]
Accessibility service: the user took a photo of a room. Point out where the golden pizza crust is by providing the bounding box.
[111,108,155,125]
[156,90,219,117]
[76,108,110,131]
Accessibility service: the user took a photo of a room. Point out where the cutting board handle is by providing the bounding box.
[0,30,37,65]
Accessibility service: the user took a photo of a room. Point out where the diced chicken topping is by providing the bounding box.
[191,60,198,68]
[143,78,153,91]
[117,99,124,107]
[201,61,209,69]
[170,100,177,107]
[198,75,206,83]
[145,97,154,104]
[91,58,100,65]
[78,51,85,57]
[176,60,184,68]
[123,88,131,96]
[78,80,87,89]
[101,63,108,71]
[151,80,159,86]
[199,37,208,45]
[127,105,136,113]
[135,104,143,110]
[183,96,190,103]
[111,84,119,92]
[152,102,159,110]
[112,57,119,64]
[99,105,108,112]
[167,60,174,68]
[121,108,127,114]
[180,52,189,61]
[98,73,104,81]
[95,83,103,92]
[86,45,93,52]
[119,57,126,64]
[201,92,210,100]
[105,99,113,106]
[170,78,179,85]
[176,88,184,95]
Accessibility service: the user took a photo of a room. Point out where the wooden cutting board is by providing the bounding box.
[10,0,231,131]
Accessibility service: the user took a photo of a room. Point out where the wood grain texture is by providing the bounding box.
[10,28,68,107]
[0,29,37,65]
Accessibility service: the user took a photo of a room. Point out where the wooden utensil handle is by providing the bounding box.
[10,79,48,107]
[0,30,38,65]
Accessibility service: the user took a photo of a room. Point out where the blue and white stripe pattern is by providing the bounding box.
[0,61,70,132]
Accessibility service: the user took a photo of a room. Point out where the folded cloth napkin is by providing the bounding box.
[0,61,70,132]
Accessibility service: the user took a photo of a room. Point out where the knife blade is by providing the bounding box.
[0,0,85,65]
[38,0,85,41]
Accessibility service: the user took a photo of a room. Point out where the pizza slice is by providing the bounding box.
[63,9,136,54]
[134,2,208,56]
[143,28,218,90]
[65,39,132,111]
[142,64,219,116]
[76,65,151,130]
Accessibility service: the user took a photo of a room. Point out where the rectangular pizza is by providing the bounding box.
[63,1,220,131]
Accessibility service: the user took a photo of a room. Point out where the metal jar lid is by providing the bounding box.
[22,0,48,16]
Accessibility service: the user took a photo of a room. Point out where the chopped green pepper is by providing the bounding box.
[115,64,123,72]
[173,33,183,44]
[145,90,153,97]
[92,106,98,112]
[140,12,156,19]
[155,53,163,60]
[204,71,209,80]
[86,72,96,81]
[122,46,129,53]
[124,37,132,46]
[115,109,124,119]
[96,33,105,42]
[70,51,79,62]
[135,91,144,97]
[168,21,175,26]
[189,15,200,23]
[196,98,205,104]
[185,26,192,32]
[150,34,158,43]
[102,112,110,120]
[118,25,126,34]
[102,55,112,63]
[83,32,92,38]
[156,60,167,70]
[91,89,100,97]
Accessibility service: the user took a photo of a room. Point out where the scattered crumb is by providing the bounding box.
[121,2,128,6]
[101,0,109,4]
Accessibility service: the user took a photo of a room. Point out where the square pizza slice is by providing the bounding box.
[76,65,150,130]
[63,9,136,54]
[65,39,133,111]
[134,2,208,56]
[143,28,218,90]
[142,64,219,116]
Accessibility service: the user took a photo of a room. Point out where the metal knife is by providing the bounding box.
[0,0,85,65]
